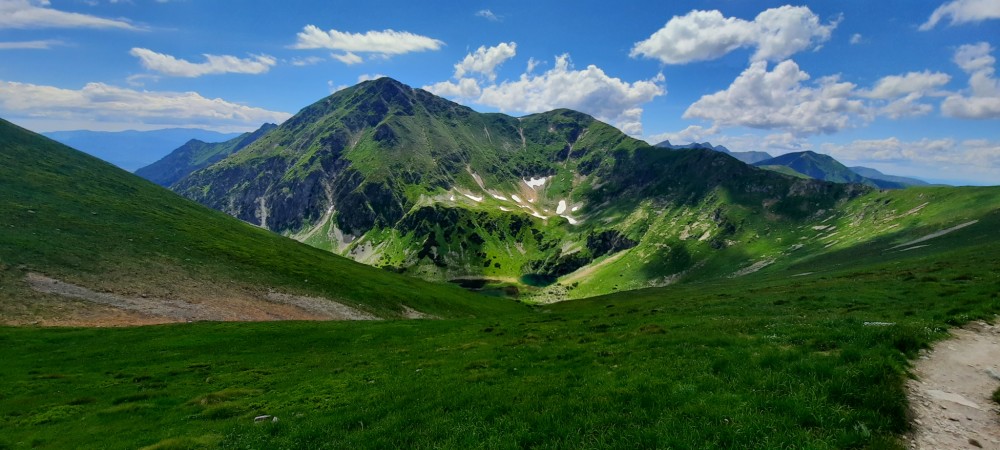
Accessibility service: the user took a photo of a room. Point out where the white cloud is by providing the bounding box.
[292,25,443,57]
[0,39,63,49]
[290,56,323,66]
[644,125,718,145]
[426,54,665,136]
[526,57,540,73]
[424,78,481,99]
[130,48,276,77]
[475,9,500,21]
[684,60,869,135]
[0,80,291,132]
[821,137,1000,169]
[863,71,952,99]
[858,70,952,118]
[630,6,837,64]
[454,42,516,81]
[941,42,1000,119]
[920,0,1000,30]
[0,0,139,30]
[850,33,863,45]
[331,52,362,65]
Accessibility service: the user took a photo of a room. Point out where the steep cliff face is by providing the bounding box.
[172,77,869,299]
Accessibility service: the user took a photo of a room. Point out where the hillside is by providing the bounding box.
[135,123,277,187]
[0,118,520,325]
[0,182,996,448]
[753,151,905,189]
[43,128,242,171]
[172,78,868,300]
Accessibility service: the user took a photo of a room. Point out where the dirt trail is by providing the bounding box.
[906,320,1000,449]
[24,272,383,324]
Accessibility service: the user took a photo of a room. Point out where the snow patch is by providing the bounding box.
[499,206,511,212]
[491,193,508,201]
[556,200,567,214]
[531,212,548,220]
[560,215,579,225]
[511,194,523,203]
[571,205,580,212]
[463,193,483,202]
[524,176,548,189]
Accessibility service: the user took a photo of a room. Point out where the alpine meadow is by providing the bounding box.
[1,1,999,449]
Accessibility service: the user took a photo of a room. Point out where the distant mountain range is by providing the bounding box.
[655,140,772,164]
[135,123,277,187]
[43,128,243,171]
[655,140,928,187]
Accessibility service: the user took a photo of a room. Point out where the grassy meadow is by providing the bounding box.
[1,210,997,448]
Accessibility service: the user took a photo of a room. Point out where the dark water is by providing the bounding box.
[519,274,557,287]
[448,279,521,298]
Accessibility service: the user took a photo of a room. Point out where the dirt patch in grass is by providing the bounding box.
[906,320,1000,449]
[16,272,383,325]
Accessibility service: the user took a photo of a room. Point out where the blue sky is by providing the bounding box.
[1,0,998,184]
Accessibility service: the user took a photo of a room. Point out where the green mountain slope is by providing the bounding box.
[754,151,904,189]
[0,118,519,323]
[172,78,870,300]
[135,123,277,187]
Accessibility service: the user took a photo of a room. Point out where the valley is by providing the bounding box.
[1,79,998,449]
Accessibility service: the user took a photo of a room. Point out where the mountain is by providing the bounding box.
[42,128,243,171]
[849,166,930,187]
[135,123,277,187]
[0,117,517,325]
[655,140,772,164]
[171,78,868,300]
[753,151,906,189]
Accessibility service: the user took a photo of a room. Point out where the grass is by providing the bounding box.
[993,387,1000,406]
[1,227,997,448]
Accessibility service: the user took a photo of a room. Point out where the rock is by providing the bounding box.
[969,438,982,448]
[985,368,1000,381]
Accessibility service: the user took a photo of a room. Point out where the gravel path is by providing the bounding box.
[906,321,1000,449]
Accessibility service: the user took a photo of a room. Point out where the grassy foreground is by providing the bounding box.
[1,212,997,449]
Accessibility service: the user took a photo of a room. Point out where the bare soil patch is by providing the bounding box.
[906,320,1000,449]
[18,272,385,326]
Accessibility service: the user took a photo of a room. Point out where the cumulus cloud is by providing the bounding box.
[822,137,1000,169]
[644,125,719,146]
[426,53,665,136]
[0,39,63,49]
[941,42,1000,119]
[291,25,443,58]
[630,6,837,64]
[424,77,481,99]
[0,80,291,132]
[863,71,952,99]
[857,71,952,118]
[920,0,1000,30]
[0,0,139,30]
[684,60,869,135]
[454,42,516,81]
[850,33,863,45]
[130,48,276,77]
[475,9,500,21]
[331,52,362,65]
